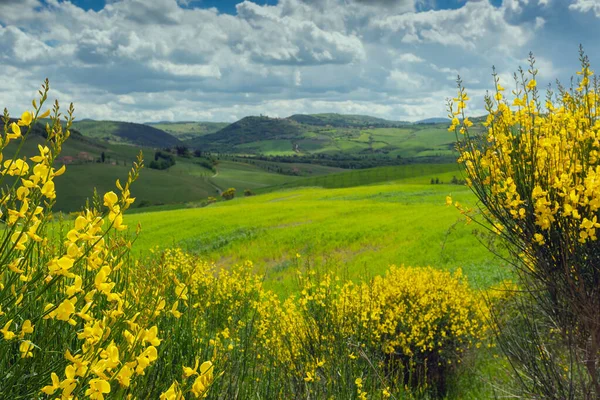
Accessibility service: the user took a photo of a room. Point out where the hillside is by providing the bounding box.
[188,116,304,151]
[73,120,181,147]
[146,121,229,140]
[188,115,456,161]
[287,113,409,127]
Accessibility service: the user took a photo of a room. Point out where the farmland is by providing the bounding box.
[128,180,510,295]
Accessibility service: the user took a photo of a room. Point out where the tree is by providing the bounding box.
[221,188,236,200]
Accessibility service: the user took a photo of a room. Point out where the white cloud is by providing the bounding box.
[569,0,600,17]
[398,53,424,63]
[0,0,594,123]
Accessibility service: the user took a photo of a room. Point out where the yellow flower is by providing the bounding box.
[191,361,214,398]
[19,319,34,338]
[170,301,182,318]
[56,299,76,322]
[8,122,21,139]
[116,365,134,387]
[142,326,162,346]
[41,372,60,395]
[85,378,111,400]
[103,191,119,209]
[4,159,29,176]
[10,231,28,251]
[1,319,15,340]
[18,111,33,126]
[19,340,34,358]
[160,381,184,400]
[527,79,537,89]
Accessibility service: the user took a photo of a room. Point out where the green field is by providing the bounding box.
[128,181,510,295]
[210,160,299,191]
[254,163,461,194]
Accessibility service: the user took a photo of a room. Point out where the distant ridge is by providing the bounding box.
[73,120,181,147]
[415,117,448,124]
[287,113,409,128]
[188,116,301,150]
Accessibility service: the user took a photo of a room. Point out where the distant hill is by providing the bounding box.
[145,121,229,141]
[72,120,181,148]
[287,113,409,128]
[188,116,304,151]
[415,117,449,124]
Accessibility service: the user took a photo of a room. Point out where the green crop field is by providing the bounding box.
[254,163,461,194]
[210,160,299,191]
[128,181,510,295]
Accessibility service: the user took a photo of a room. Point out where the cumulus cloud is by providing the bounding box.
[569,0,600,17]
[0,0,595,122]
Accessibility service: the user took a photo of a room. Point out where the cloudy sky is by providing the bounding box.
[0,0,598,123]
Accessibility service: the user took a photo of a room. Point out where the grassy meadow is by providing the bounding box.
[128,180,510,295]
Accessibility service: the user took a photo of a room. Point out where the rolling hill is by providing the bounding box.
[187,116,305,151]
[186,114,456,161]
[73,120,181,147]
[287,113,409,127]
[145,121,229,141]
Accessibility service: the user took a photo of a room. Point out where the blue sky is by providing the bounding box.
[2,0,600,122]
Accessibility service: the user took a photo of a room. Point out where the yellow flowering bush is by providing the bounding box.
[0,82,214,399]
[335,266,487,393]
[451,49,600,397]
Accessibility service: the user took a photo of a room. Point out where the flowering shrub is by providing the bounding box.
[0,81,171,398]
[139,248,490,398]
[450,49,600,397]
[335,266,487,394]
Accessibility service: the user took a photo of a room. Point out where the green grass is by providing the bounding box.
[254,163,460,194]
[54,163,219,211]
[128,181,510,295]
[211,160,301,191]
[236,139,297,155]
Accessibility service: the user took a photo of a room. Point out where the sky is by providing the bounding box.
[0,0,599,123]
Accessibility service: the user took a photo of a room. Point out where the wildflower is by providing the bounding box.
[56,299,76,323]
[304,371,314,382]
[1,320,15,340]
[19,340,34,358]
[103,191,118,209]
[41,373,60,395]
[135,346,158,375]
[116,365,134,387]
[19,320,34,338]
[85,378,111,400]
[170,300,182,318]
[18,111,33,126]
[160,381,184,400]
[7,122,21,139]
[191,361,214,398]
